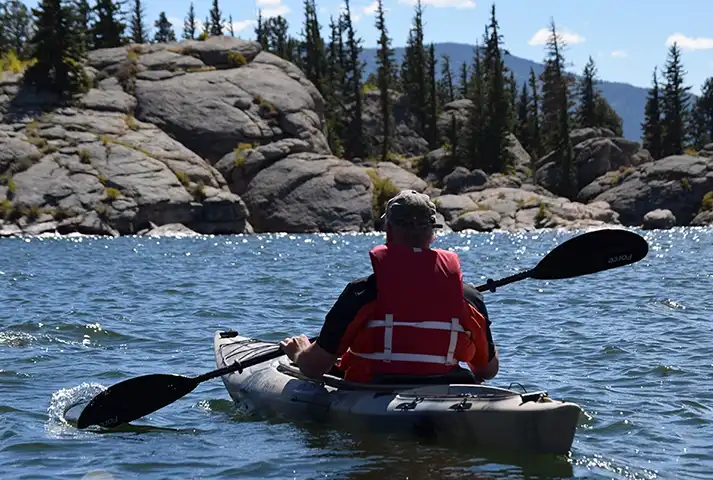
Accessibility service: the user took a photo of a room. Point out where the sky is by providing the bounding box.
[19,0,713,94]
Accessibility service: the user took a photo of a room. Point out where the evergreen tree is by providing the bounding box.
[2,0,32,57]
[342,0,365,159]
[400,0,427,138]
[691,77,713,149]
[438,54,458,156]
[227,14,234,37]
[573,55,623,135]
[255,10,267,49]
[480,4,512,173]
[202,15,209,36]
[527,67,543,160]
[374,0,395,161]
[437,54,455,107]
[301,0,327,95]
[209,0,223,36]
[24,0,89,97]
[458,62,468,98]
[153,11,175,43]
[642,67,663,160]
[75,0,94,52]
[661,42,691,157]
[515,81,530,154]
[325,14,345,156]
[507,70,517,130]
[183,2,197,40]
[594,96,623,136]
[575,55,597,128]
[92,0,126,49]
[426,43,438,149]
[130,0,148,44]
[461,44,485,170]
[540,18,576,198]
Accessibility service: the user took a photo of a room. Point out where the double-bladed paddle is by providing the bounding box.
[75,228,648,430]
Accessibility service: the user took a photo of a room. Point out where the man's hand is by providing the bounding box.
[278,334,338,378]
[279,334,312,362]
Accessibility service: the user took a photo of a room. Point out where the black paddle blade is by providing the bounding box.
[532,228,648,280]
[76,374,199,429]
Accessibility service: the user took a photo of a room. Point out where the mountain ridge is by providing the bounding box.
[358,42,649,142]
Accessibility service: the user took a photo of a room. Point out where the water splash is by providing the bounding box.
[45,382,106,435]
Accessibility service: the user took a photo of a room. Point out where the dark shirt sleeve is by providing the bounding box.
[463,282,497,361]
[316,274,377,355]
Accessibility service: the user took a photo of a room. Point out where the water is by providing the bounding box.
[1,228,712,479]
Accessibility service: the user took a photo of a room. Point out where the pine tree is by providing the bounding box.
[202,16,209,36]
[325,15,345,156]
[515,81,530,153]
[255,10,266,48]
[342,0,365,160]
[374,0,395,161]
[2,0,32,57]
[642,66,663,160]
[540,18,576,198]
[458,62,468,98]
[426,43,438,149]
[527,67,543,160]
[227,14,234,37]
[661,42,691,157]
[438,54,458,156]
[300,0,326,95]
[183,2,197,40]
[575,56,597,128]
[437,54,455,107]
[691,77,713,149]
[130,0,148,44]
[209,0,222,36]
[75,0,94,52]
[400,0,427,138]
[24,0,89,97]
[480,4,512,173]
[153,11,175,43]
[461,44,485,170]
[91,0,126,49]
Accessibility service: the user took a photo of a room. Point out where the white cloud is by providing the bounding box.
[611,50,628,58]
[528,27,585,46]
[363,1,379,15]
[257,0,291,18]
[666,33,713,51]
[399,0,475,8]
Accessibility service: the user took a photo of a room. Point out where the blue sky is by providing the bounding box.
[19,0,713,94]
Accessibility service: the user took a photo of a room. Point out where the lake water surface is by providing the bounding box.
[1,228,712,479]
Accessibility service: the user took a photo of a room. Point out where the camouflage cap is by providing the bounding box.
[382,189,443,229]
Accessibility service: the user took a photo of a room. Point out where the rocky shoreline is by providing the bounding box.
[2,37,712,238]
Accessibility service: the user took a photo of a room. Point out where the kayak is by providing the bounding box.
[213,330,583,455]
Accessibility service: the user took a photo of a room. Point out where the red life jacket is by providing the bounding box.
[337,244,490,382]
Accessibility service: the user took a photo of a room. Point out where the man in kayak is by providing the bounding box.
[280,189,499,384]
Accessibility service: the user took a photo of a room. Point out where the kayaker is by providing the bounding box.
[280,189,499,384]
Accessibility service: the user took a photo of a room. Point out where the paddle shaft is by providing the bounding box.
[476,270,532,293]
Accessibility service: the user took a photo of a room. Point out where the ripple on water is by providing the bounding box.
[1,228,713,479]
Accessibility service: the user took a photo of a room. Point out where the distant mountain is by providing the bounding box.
[359,42,649,143]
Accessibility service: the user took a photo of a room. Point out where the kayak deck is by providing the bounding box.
[214,330,583,455]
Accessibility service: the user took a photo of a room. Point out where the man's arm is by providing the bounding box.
[281,275,377,378]
[463,282,499,380]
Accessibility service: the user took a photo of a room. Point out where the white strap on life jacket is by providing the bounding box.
[350,315,463,365]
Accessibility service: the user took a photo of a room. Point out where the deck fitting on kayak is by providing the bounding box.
[449,399,473,411]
